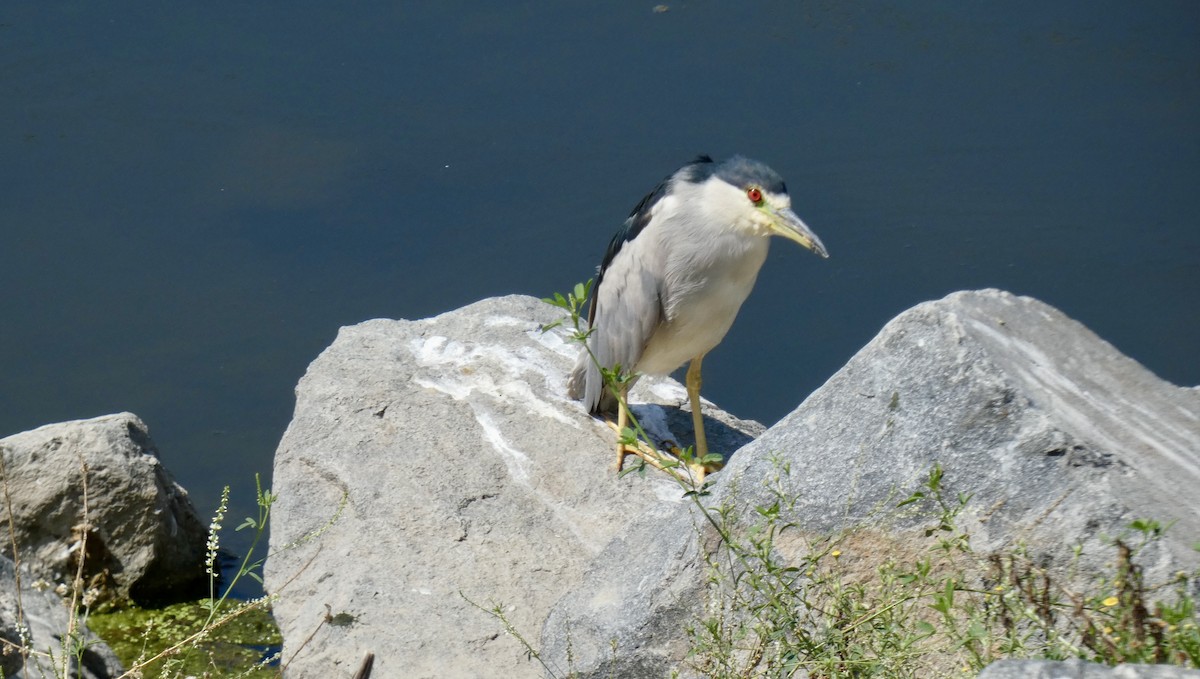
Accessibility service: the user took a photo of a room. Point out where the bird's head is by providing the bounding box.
[701,155,829,259]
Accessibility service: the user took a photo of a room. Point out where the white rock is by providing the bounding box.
[263,295,761,679]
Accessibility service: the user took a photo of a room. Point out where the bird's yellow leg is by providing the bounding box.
[614,383,629,471]
[685,355,709,483]
[609,383,673,473]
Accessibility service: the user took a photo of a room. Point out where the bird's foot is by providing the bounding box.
[607,421,672,473]
[605,423,715,485]
[662,441,721,485]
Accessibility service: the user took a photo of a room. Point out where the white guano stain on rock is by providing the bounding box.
[529,325,579,359]
[409,335,579,428]
[475,410,532,485]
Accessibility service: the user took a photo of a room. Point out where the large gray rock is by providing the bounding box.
[263,294,762,678]
[539,289,1200,677]
[978,658,1200,678]
[0,413,209,603]
[0,554,124,678]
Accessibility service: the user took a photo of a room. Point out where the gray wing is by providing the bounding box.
[568,232,664,414]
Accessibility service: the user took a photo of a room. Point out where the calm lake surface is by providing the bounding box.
[3,3,1198,591]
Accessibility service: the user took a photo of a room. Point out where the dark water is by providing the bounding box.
[3,3,1198,591]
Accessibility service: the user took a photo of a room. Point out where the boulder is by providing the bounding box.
[263,295,762,678]
[539,289,1200,677]
[0,554,124,678]
[0,413,209,603]
[978,658,1200,678]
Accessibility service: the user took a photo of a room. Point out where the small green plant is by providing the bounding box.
[0,457,290,679]
[88,598,282,678]
[87,474,283,678]
[203,474,277,628]
[684,466,946,677]
[685,462,1200,677]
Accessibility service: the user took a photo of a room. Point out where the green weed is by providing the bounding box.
[520,284,1200,678]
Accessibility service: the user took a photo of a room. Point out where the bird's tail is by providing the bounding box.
[567,349,589,403]
[567,346,626,416]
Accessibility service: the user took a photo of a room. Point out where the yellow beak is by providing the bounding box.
[768,207,829,258]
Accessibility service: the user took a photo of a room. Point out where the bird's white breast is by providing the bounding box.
[635,189,771,375]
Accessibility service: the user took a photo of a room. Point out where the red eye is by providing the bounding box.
[746,187,763,204]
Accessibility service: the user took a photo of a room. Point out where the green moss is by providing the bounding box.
[87,599,282,678]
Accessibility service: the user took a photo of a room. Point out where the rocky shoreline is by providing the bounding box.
[3,289,1198,678]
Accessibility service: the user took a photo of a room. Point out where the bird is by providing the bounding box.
[567,155,829,481]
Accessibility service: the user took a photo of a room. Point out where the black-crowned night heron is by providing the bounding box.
[567,155,828,481]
